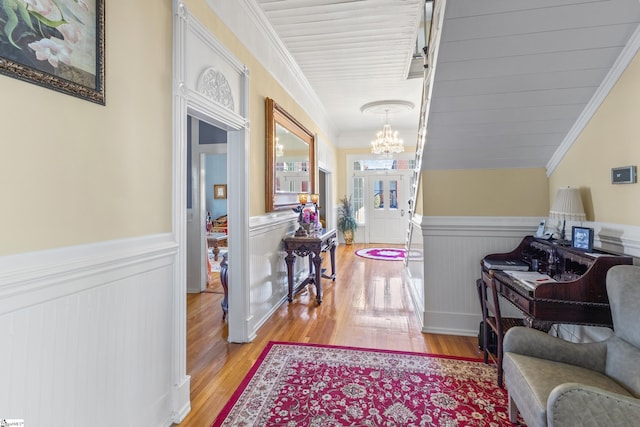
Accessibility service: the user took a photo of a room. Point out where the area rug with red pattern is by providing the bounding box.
[211,341,523,426]
[355,247,405,261]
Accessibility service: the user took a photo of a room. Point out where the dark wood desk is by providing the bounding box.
[481,236,632,330]
[478,236,632,386]
[283,228,337,305]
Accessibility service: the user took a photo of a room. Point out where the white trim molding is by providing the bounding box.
[205,0,337,142]
[546,24,640,175]
[172,2,253,422]
[587,221,640,260]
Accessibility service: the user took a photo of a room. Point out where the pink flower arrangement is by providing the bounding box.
[301,208,319,226]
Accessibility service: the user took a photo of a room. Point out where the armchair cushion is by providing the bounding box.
[504,353,633,427]
[548,383,640,427]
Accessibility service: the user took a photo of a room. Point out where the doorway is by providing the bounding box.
[318,168,331,229]
[186,116,228,294]
[347,154,415,245]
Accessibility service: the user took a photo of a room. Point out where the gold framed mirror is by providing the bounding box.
[266,98,316,212]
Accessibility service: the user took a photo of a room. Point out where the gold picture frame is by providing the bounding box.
[214,184,227,199]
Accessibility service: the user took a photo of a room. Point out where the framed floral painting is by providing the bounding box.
[0,0,105,104]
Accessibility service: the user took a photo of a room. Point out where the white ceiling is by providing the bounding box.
[254,0,425,134]
[253,0,640,169]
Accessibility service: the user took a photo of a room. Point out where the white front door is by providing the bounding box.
[368,174,407,244]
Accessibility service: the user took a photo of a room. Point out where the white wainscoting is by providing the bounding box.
[405,215,425,320]
[247,212,304,335]
[417,216,540,336]
[0,234,181,427]
[412,217,640,338]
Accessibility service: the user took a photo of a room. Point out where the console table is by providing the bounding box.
[283,228,337,305]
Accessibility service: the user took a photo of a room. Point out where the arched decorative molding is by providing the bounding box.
[197,67,235,111]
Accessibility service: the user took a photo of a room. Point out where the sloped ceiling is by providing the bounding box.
[253,0,640,169]
[426,0,640,169]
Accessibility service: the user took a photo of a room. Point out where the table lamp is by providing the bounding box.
[549,187,586,245]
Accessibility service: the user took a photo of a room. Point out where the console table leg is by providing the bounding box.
[285,251,296,302]
[329,242,336,281]
[312,251,323,304]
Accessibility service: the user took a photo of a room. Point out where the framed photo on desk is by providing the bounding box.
[572,226,594,251]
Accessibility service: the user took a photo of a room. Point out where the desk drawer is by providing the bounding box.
[500,283,531,314]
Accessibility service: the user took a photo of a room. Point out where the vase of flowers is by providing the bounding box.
[300,207,319,232]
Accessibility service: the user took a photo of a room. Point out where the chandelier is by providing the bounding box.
[371,109,404,157]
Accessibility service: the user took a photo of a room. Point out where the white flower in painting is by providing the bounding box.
[58,23,82,44]
[77,0,89,11]
[22,0,56,17]
[28,37,72,68]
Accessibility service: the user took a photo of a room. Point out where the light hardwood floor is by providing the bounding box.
[176,243,481,427]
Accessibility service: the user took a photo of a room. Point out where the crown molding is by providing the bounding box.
[205,0,337,142]
[546,23,640,176]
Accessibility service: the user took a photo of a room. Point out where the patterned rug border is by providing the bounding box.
[212,341,489,427]
[355,247,406,261]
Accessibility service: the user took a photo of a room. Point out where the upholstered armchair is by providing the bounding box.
[503,264,640,427]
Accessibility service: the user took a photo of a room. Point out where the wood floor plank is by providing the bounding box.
[174,243,481,426]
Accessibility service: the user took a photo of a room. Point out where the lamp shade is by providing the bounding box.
[549,187,586,221]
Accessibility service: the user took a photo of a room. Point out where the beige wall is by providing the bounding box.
[0,2,173,256]
[0,1,336,256]
[550,50,640,225]
[422,168,549,216]
[185,1,334,217]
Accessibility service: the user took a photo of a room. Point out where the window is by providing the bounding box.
[352,176,364,223]
[354,159,415,171]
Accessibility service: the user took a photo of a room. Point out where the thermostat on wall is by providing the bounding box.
[611,166,636,184]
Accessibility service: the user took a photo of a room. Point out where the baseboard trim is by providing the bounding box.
[171,374,192,424]
[421,310,479,337]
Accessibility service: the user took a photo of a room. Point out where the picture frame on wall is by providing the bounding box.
[0,0,105,105]
[214,184,227,200]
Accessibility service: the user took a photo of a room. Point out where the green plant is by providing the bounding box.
[337,195,358,235]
